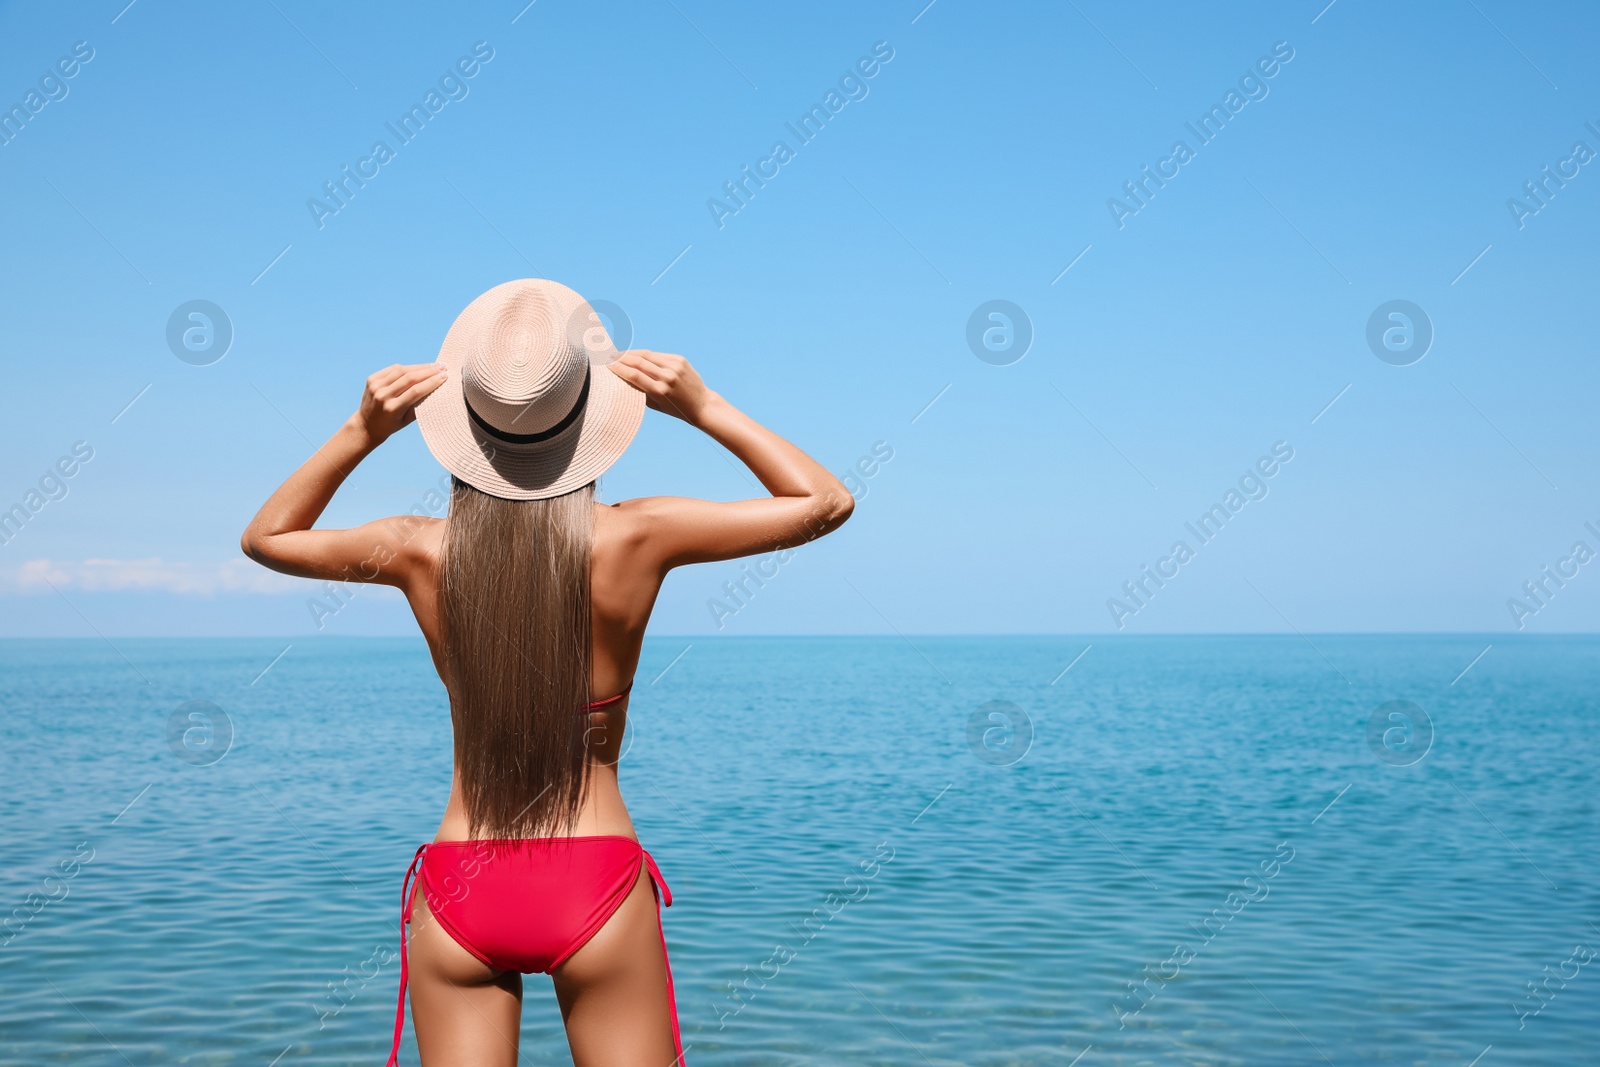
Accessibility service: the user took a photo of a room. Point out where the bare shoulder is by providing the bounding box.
[593,496,707,568]
[374,513,444,586]
[596,497,668,543]
[596,495,722,539]
[601,496,698,522]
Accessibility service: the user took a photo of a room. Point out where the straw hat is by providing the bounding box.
[416,279,644,500]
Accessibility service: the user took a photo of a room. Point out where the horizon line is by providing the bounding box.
[2,631,1593,640]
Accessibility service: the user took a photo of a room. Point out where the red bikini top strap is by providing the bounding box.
[581,680,634,713]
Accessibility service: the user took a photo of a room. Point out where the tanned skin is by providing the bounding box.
[242,353,853,1066]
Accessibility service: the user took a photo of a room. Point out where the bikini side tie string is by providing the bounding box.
[640,850,683,1060]
[385,843,429,1067]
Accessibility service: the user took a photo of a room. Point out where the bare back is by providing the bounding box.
[401,502,676,842]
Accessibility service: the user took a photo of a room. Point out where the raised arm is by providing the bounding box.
[607,351,854,571]
[240,363,448,587]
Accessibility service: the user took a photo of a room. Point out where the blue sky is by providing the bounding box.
[2,0,1597,637]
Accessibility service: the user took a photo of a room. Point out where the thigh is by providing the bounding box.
[551,865,680,1067]
[406,889,524,1067]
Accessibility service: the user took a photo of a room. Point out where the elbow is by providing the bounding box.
[830,489,855,527]
[240,526,266,565]
[811,486,854,538]
[788,483,855,546]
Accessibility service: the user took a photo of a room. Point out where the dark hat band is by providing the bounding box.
[464,365,591,445]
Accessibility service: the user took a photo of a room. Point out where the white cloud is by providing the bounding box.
[10,558,306,596]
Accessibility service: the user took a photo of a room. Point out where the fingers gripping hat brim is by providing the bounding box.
[415,280,646,500]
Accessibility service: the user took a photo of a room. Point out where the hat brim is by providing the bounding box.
[415,281,646,500]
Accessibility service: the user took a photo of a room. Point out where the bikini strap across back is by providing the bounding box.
[585,681,633,713]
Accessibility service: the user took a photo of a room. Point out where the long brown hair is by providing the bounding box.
[439,477,595,839]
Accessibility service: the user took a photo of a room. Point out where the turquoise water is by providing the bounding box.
[0,635,1595,1065]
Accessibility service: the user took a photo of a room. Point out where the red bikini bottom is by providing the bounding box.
[384,836,682,1065]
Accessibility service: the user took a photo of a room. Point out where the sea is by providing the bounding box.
[0,635,1594,1066]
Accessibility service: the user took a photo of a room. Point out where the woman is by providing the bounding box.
[241,279,854,1066]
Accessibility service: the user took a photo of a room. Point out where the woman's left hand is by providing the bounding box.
[355,363,449,445]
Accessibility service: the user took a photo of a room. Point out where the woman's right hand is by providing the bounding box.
[354,362,449,446]
[610,351,716,424]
